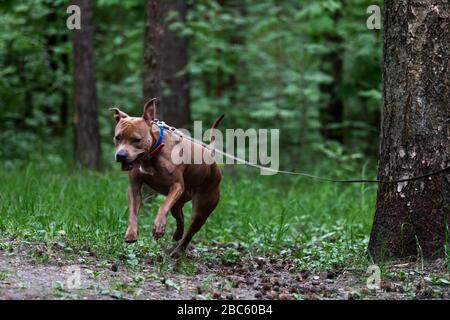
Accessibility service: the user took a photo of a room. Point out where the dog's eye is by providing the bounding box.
[115,135,120,141]
[132,138,141,144]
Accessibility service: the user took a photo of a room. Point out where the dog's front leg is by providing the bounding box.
[153,182,184,239]
[124,174,142,243]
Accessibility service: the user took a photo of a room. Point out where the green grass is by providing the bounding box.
[0,162,377,271]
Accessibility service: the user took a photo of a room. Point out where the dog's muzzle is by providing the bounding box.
[116,150,133,171]
[116,150,146,171]
[115,150,128,162]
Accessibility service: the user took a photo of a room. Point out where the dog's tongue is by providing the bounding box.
[121,163,133,171]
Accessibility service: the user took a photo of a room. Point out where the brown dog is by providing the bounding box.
[110,99,222,258]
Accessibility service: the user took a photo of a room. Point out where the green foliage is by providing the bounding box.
[0,1,382,271]
[0,0,382,168]
[183,0,382,163]
[0,1,70,127]
[0,0,144,166]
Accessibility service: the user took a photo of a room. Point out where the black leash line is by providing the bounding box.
[212,145,450,184]
[169,131,450,185]
[295,166,450,184]
[240,161,450,184]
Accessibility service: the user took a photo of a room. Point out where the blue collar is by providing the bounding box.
[143,120,165,160]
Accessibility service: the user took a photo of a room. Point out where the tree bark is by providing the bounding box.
[319,42,344,143]
[160,0,191,128]
[143,0,190,128]
[369,0,450,259]
[60,40,70,132]
[71,0,102,169]
[17,58,33,126]
[143,0,162,105]
[319,11,344,143]
[45,9,68,134]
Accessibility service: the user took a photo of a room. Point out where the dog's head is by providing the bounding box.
[110,99,158,171]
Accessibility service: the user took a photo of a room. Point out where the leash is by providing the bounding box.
[176,135,450,184]
[144,116,450,185]
[272,166,450,184]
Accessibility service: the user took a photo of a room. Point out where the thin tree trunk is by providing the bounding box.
[160,0,190,128]
[143,0,190,128]
[45,9,63,133]
[319,48,344,143]
[319,11,344,143]
[60,40,69,132]
[369,0,450,259]
[143,0,162,110]
[17,58,33,124]
[71,0,101,169]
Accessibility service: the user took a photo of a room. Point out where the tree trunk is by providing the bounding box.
[143,0,162,105]
[160,0,191,128]
[319,11,344,143]
[369,0,450,259]
[45,9,67,134]
[143,0,190,128]
[319,45,344,143]
[71,0,101,169]
[60,40,70,132]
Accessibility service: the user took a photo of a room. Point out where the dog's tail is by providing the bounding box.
[209,114,224,157]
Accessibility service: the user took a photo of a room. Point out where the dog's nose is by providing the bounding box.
[116,150,128,162]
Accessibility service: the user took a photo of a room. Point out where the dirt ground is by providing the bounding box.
[1,240,450,300]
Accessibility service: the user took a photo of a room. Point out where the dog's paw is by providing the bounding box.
[172,228,183,241]
[152,218,166,239]
[169,247,184,259]
[124,228,138,243]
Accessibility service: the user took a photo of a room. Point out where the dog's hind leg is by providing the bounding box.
[171,202,185,241]
[170,188,220,259]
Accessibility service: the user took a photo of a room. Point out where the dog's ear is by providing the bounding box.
[143,98,157,125]
[109,108,129,123]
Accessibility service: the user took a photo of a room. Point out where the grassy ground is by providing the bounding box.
[0,163,375,269]
[1,163,449,299]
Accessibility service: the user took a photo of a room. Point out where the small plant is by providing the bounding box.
[425,275,450,286]
[174,258,197,275]
[52,281,67,298]
[163,278,180,291]
[221,247,241,265]
[0,271,9,281]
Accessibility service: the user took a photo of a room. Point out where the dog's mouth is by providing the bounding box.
[121,162,135,171]
[119,153,145,171]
